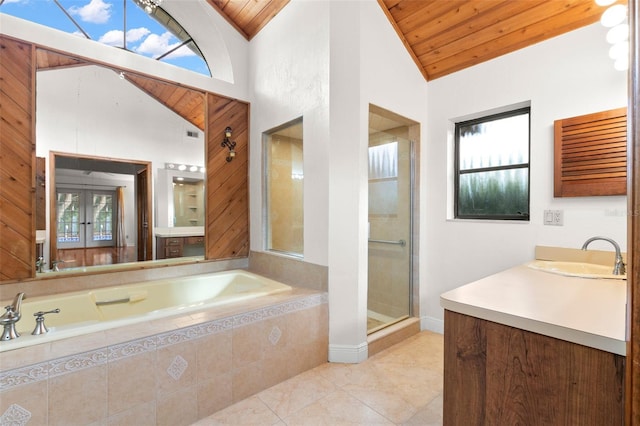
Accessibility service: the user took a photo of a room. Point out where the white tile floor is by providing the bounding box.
[192,331,443,425]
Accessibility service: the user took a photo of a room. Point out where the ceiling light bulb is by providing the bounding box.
[189,165,198,172]
[600,4,627,27]
[595,0,617,6]
[178,165,187,171]
[608,41,629,60]
[606,23,629,44]
[199,167,206,173]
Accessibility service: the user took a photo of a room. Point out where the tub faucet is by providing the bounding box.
[0,292,26,341]
[36,257,45,273]
[581,236,626,275]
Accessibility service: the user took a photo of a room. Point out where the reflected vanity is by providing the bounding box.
[155,167,205,259]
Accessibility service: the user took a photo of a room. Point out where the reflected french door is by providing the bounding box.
[56,189,116,248]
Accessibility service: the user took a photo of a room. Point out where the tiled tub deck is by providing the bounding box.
[0,287,328,425]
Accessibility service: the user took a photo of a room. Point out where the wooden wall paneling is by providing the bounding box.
[205,93,249,259]
[626,0,640,423]
[0,36,35,281]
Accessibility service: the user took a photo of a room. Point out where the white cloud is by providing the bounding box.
[69,0,112,24]
[98,27,150,48]
[2,0,27,4]
[127,27,151,43]
[135,32,195,59]
[99,30,124,47]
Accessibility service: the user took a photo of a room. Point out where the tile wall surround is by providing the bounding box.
[0,289,328,425]
[248,250,328,291]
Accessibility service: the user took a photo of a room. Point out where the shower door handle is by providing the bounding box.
[368,239,406,247]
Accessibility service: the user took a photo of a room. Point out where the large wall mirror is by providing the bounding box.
[35,48,206,273]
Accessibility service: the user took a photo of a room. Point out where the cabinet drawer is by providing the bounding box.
[165,237,184,246]
[186,236,204,245]
[165,246,183,257]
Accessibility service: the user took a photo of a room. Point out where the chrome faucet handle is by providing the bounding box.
[32,309,60,335]
[51,260,64,272]
[0,306,21,341]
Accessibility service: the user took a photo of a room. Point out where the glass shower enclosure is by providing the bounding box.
[367,109,414,334]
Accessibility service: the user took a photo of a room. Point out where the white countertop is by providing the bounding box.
[154,227,204,238]
[440,264,627,355]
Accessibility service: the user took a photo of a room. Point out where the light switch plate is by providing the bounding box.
[543,210,563,226]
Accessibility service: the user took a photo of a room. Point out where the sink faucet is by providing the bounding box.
[0,293,26,340]
[581,236,626,275]
[51,259,64,272]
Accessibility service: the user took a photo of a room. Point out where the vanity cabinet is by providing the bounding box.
[156,235,205,259]
[443,310,625,425]
[157,236,184,259]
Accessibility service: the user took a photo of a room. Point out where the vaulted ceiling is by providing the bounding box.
[207,0,606,81]
[32,0,609,130]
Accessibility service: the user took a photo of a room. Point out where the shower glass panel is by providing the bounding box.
[367,129,413,334]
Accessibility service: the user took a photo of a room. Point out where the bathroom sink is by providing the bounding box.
[526,260,626,280]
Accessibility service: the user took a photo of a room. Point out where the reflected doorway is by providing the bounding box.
[367,106,417,334]
[50,152,152,269]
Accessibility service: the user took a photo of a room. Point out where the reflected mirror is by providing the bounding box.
[35,48,206,272]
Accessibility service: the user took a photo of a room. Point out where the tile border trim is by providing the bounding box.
[0,292,327,392]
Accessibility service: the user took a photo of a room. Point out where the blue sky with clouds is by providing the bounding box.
[0,0,210,75]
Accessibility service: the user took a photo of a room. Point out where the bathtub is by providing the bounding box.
[0,269,291,352]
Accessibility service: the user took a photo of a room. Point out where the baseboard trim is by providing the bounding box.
[421,315,444,334]
[328,342,368,364]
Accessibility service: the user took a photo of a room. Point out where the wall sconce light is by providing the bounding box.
[221,126,236,162]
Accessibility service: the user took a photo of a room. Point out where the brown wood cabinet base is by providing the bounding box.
[156,235,204,259]
[443,310,625,425]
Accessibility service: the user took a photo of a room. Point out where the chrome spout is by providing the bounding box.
[0,292,26,340]
[581,236,626,275]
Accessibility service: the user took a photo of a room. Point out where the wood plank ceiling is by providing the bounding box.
[206,0,607,81]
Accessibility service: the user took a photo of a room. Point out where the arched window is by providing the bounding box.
[0,0,211,76]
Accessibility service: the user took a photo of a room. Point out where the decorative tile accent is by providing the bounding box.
[167,355,188,381]
[0,404,32,426]
[269,326,282,346]
[48,349,108,378]
[0,292,327,391]
[108,338,156,361]
[0,363,48,390]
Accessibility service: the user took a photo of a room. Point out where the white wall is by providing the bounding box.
[249,0,428,362]
[422,23,628,332]
[248,0,331,266]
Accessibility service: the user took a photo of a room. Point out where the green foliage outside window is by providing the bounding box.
[455,108,530,220]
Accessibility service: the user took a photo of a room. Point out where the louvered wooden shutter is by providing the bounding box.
[554,107,627,197]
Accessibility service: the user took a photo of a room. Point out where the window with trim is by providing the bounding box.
[455,107,530,220]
